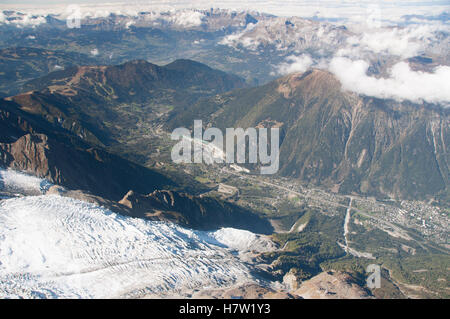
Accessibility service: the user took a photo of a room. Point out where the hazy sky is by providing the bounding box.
[1,0,449,6]
[0,1,448,20]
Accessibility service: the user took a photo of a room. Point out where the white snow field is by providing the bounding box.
[0,169,275,299]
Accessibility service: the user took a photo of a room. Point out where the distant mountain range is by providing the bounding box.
[0,47,99,96]
[1,10,447,86]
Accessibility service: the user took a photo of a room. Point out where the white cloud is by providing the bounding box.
[276,54,314,75]
[329,57,450,105]
[167,10,205,27]
[343,24,449,59]
[90,48,99,56]
[125,20,135,29]
[219,22,258,48]
[358,29,421,58]
[0,11,47,27]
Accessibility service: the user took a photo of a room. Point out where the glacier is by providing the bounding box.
[0,169,273,299]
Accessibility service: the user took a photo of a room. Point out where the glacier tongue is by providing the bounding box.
[0,194,264,299]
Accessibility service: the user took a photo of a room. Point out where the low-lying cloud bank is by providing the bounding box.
[276,55,313,75]
[0,10,47,27]
[343,24,449,59]
[329,57,450,105]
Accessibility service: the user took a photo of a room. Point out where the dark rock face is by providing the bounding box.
[0,134,54,180]
[118,189,273,233]
[0,133,174,201]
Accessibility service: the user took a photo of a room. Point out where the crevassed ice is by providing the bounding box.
[0,194,264,299]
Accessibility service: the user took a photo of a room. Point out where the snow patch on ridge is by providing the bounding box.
[208,227,276,253]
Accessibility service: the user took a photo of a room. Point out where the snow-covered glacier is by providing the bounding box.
[0,169,274,299]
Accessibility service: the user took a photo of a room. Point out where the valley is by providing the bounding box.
[109,123,449,298]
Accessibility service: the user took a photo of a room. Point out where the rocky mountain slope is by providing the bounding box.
[4,59,245,146]
[23,59,245,98]
[290,271,372,299]
[168,69,449,200]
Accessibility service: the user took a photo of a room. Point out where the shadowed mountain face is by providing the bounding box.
[0,101,176,200]
[0,124,273,233]
[118,189,273,233]
[168,69,449,200]
[0,110,272,233]
[0,133,175,201]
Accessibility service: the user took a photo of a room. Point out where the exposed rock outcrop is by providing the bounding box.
[293,271,372,299]
[0,133,174,201]
[189,283,298,299]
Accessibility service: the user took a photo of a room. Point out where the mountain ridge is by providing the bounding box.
[167,69,449,200]
[23,59,246,97]
[5,59,246,146]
